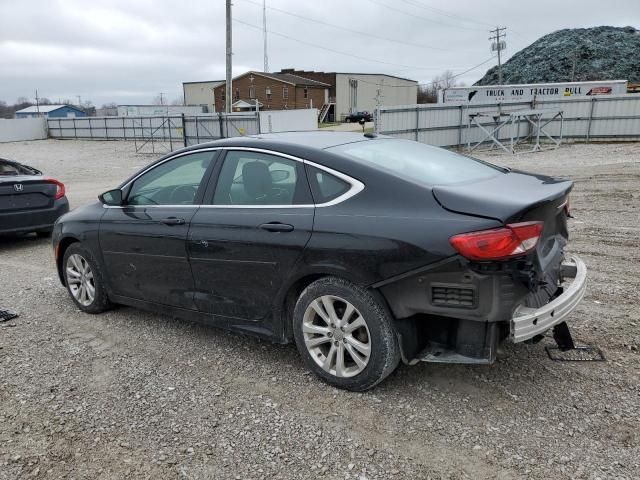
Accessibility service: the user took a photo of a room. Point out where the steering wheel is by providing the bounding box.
[170,184,198,204]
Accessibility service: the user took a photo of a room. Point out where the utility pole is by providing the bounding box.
[35,90,40,115]
[263,0,269,73]
[76,95,82,106]
[159,92,165,105]
[374,79,384,134]
[226,0,233,113]
[489,26,507,85]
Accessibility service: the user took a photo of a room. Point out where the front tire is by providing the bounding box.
[63,243,111,314]
[293,277,400,391]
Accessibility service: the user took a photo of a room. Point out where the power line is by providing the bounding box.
[236,0,471,52]
[396,0,494,28]
[366,0,487,32]
[233,18,466,71]
[352,56,496,88]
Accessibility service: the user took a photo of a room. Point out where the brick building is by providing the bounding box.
[212,72,330,112]
[183,69,417,122]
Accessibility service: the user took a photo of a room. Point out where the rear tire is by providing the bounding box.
[63,243,112,314]
[293,277,401,391]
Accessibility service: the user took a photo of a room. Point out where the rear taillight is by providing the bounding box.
[449,221,544,261]
[46,178,65,200]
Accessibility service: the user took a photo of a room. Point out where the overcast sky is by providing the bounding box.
[1,0,638,106]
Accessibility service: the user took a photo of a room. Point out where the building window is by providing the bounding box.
[249,85,256,99]
[303,87,308,99]
[234,88,240,101]
[266,86,272,100]
[282,87,288,99]
[220,89,225,102]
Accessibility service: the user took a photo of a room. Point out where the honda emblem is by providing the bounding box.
[13,183,23,192]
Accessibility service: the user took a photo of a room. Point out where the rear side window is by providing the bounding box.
[328,139,503,186]
[306,165,350,204]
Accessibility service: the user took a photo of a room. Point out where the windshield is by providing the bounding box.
[328,139,504,186]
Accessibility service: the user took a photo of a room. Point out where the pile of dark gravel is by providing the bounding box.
[476,26,640,85]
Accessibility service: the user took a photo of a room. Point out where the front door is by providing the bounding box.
[99,150,217,309]
[188,149,314,323]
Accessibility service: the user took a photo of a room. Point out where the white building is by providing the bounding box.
[333,73,417,121]
[182,80,225,113]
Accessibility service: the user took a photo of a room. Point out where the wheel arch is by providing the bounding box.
[56,235,81,285]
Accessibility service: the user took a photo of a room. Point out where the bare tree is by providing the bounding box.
[417,70,465,104]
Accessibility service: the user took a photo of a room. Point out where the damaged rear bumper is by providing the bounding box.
[511,255,587,343]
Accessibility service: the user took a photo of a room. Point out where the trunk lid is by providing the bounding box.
[433,170,573,272]
[0,175,57,212]
[432,170,572,225]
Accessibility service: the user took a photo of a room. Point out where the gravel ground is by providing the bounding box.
[0,139,638,479]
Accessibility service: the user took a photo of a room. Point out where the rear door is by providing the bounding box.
[188,149,314,322]
[99,149,218,309]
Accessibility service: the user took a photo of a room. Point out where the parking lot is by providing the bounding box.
[1,139,638,479]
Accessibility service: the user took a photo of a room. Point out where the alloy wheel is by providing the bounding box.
[302,295,371,378]
[66,254,96,307]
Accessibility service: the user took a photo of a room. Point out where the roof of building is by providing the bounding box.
[279,69,417,83]
[16,104,84,114]
[182,80,225,86]
[214,71,331,88]
[232,100,263,108]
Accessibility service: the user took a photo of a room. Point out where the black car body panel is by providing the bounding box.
[53,132,579,362]
[0,160,69,235]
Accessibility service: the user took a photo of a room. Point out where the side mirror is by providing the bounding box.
[99,188,123,206]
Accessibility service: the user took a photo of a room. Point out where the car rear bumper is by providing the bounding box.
[510,255,587,343]
[0,198,69,234]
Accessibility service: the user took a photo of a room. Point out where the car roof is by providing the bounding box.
[193,131,382,151]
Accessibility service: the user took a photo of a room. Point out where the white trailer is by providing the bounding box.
[441,80,628,105]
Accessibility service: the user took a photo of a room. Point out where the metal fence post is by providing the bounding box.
[181,114,187,147]
[415,106,420,141]
[72,118,76,139]
[457,106,463,150]
[218,112,224,139]
[105,118,108,139]
[586,97,595,143]
[195,116,200,144]
[89,118,93,139]
[123,117,126,140]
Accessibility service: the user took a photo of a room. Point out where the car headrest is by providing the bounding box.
[242,161,272,201]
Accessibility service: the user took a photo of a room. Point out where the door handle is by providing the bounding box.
[259,222,294,232]
[160,217,185,226]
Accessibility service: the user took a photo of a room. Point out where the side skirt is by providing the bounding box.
[108,294,278,342]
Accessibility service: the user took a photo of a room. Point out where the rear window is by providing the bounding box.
[327,139,503,186]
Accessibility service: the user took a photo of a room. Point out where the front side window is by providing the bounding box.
[213,151,311,206]
[127,151,213,205]
[328,139,504,186]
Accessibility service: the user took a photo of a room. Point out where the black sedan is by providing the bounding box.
[0,158,69,237]
[52,132,586,391]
